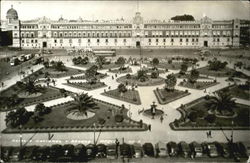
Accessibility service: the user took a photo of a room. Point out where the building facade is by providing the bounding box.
[1,6,241,49]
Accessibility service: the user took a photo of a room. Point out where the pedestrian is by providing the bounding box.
[148,124,151,131]
[52,79,56,86]
[204,89,207,93]
[206,131,209,138]
[115,138,120,158]
[115,73,117,77]
[209,130,212,138]
[160,115,164,123]
[112,76,114,80]
[108,86,111,89]
[1,82,4,88]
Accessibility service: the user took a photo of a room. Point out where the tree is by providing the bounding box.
[205,114,216,124]
[171,14,195,21]
[208,60,228,71]
[116,57,126,69]
[22,78,41,95]
[118,83,127,93]
[151,71,159,78]
[51,61,67,71]
[180,63,188,74]
[137,69,147,80]
[206,91,236,116]
[188,111,198,122]
[43,61,50,68]
[35,103,51,116]
[152,58,159,69]
[189,69,199,83]
[85,65,98,84]
[69,93,98,117]
[5,107,33,127]
[95,56,106,69]
[4,94,22,108]
[165,74,177,91]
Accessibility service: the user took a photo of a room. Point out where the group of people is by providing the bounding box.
[206,130,212,138]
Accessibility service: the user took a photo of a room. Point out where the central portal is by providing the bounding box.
[42,42,47,48]
[204,41,208,47]
[136,41,140,47]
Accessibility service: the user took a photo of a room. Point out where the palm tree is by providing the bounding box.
[95,56,106,69]
[85,65,98,84]
[68,93,98,117]
[165,74,177,91]
[152,58,159,69]
[116,57,126,70]
[206,91,236,116]
[23,78,41,95]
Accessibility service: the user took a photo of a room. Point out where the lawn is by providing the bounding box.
[64,81,107,91]
[179,81,219,90]
[108,67,132,74]
[170,97,250,130]
[2,99,148,133]
[146,62,192,71]
[154,88,190,104]
[196,66,249,79]
[27,67,85,79]
[70,72,108,80]
[173,72,211,80]
[218,85,250,100]
[0,86,65,111]
[101,89,141,105]
[117,75,165,86]
[75,62,120,70]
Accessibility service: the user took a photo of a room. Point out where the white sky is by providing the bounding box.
[1,1,249,21]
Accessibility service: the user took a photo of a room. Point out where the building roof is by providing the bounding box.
[6,5,18,20]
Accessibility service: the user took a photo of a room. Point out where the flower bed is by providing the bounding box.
[109,67,132,74]
[170,97,250,130]
[64,81,107,91]
[2,99,148,133]
[117,75,165,86]
[101,89,141,105]
[154,88,190,104]
[70,73,108,80]
[179,81,219,90]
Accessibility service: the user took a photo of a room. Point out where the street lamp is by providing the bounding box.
[19,124,22,148]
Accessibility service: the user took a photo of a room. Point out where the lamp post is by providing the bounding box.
[19,124,22,148]
[93,123,96,145]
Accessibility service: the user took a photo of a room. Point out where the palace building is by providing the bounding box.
[1,6,241,49]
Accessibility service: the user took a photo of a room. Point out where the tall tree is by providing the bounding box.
[165,74,177,91]
[95,56,106,69]
[152,58,159,69]
[116,57,126,69]
[69,93,98,116]
[85,65,98,84]
[206,91,236,115]
[189,69,199,83]
[180,63,188,74]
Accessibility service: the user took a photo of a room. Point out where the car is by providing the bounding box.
[96,144,106,158]
[143,143,154,157]
[167,141,178,157]
[22,146,39,161]
[106,144,117,159]
[228,143,241,162]
[237,142,248,158]
[132,143,143,158]
[33,146,50,161]
[120,143,133,158]
[203,142,219,158]
[74,144,86,161]
[155,141,168,157]
[1,146,13,162]
[215,142,230,158]
[190,141,203,158]
[49,144,63,161]
[58,144,74,161]
[178,141,191,158]
[86,144,97,160]
[9,147,22,162]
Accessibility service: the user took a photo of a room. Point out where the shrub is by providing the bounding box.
[115,114,124,123]
[32,115,43,123]
[98,118,106,125]
[151,71,159,79]
[126,73,131,79]
[205,114,216,124]
[188,111,198,122]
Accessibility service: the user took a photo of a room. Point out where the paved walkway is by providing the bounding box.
[0,56,249,147]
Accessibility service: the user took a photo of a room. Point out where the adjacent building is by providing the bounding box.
[1,6,243,49]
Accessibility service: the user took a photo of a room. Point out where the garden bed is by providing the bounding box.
[108,67,132,74]
[64,82,107,91]
[179,81,219,90]
[170,97,250,130]
[154,88,190,104]
[196,66,249,79]
[217,84,250,100]
[146,62,192,70]
[0,86,67,112]
[117,75,165,86]
[69,72,108,80]
[101,89,141,105]
[76,63,120,70]
[2,99,148,133]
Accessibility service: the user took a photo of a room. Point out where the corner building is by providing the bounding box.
[2,6,240,49]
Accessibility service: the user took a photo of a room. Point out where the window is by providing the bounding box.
[123,39,126,43]
[163,39,166,42]
[54,39,57,43]
[192,38,194,42]
[186,38,188,42]
[156,39,158,42]
[105,39,108,43]
[114,39,117,43]
[97,39,100,43]
[60,39,63,43]
[31,40,34,43]
[196,38,198,42]
[31,33,34,38]
[171,38,174,42]
[22,40,24,43]
[180,39,182,42]
[35,40,37,43]
[78,39,81,43]
[217,38,220,42]
[148,39,151,42]
[88,39,91,43]
[14,26,17,29]
[227,38,230,42]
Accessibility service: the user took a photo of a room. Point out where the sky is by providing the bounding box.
[1,1,249,21]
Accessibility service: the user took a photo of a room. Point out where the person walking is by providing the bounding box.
[148,124,151,131]
[115,138,120,158]
[209,130,212,138]
[1,82,4,88]
[160,115,164,123]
